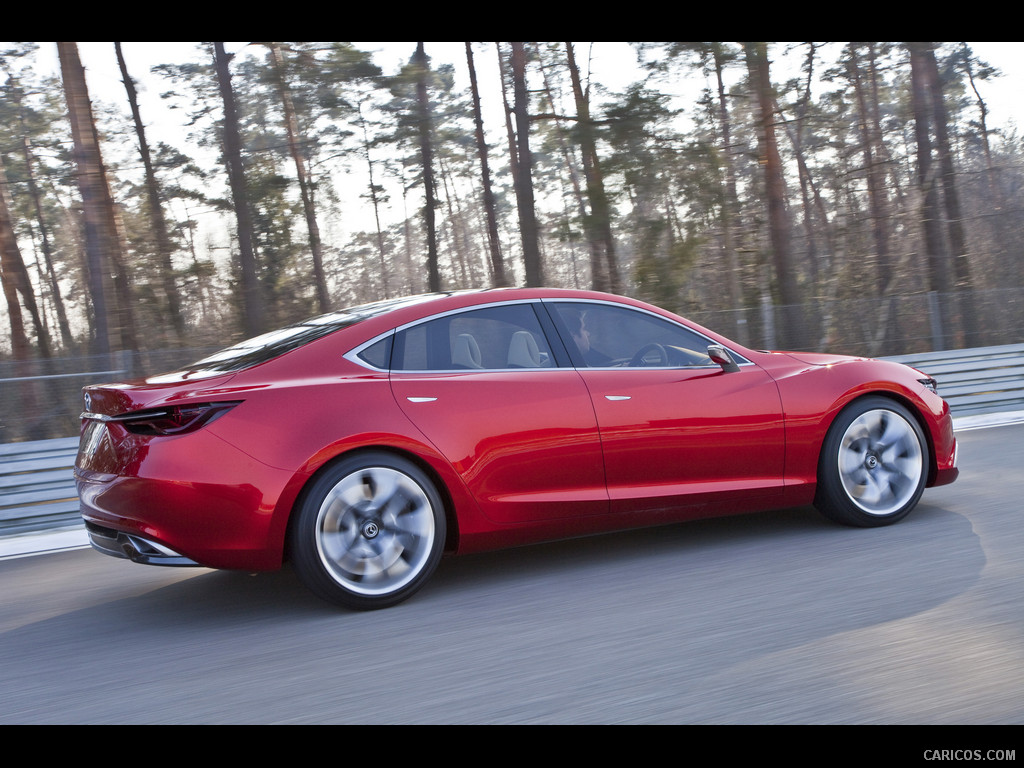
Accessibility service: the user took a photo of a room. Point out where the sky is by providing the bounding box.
[21,41,1024,251]
[37,42,1024,150]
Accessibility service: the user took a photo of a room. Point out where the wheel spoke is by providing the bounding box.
[319,528,357,564]
[840,443,867,475]
[855,472,886,506]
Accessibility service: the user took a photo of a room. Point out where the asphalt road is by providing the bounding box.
[1,423,1021,724]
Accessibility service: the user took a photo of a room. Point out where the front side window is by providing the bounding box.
[391,303,556,371]
[551,302,719,368]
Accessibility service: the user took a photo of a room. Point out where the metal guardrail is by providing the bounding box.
[882,343,1024,416]
[2,343,1022,536]
[0,437,81,535]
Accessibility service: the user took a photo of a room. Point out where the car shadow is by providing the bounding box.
[8,500,981,632]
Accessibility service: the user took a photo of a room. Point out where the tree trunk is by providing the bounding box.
[565,42,619,294]
[213,42,264,336]
[58,41,119,355]
[266,42,330,313]
[414,42,441,292]
[510,42,543,287]
[847,43,896,347]
[744,41,804,349]
[466,42,508,287]
[711,43,748,345]
[0,149,51,362]
[536,47,600,291]
[357,102,390,298]
[8,81,73,351]
[0,164,33,359]
[115,42,185,340]
[860,43,894,294]
[908,42,954,351]
[923,43,979,345]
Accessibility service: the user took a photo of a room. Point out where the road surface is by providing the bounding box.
[1,422,1021,723]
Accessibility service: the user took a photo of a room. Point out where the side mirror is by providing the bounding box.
[707,344,740,373]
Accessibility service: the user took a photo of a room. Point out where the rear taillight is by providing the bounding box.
[108,402,240,436]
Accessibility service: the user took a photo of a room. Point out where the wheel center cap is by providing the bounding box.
[362,521,380,539]
[865,455,879,469]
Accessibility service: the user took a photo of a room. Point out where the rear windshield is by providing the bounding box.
[184,294,444,374]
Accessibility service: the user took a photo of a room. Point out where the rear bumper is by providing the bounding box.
[84,520,200,566]
[74,437,297,571]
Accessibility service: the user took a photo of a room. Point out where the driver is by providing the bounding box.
[565,310,612,367]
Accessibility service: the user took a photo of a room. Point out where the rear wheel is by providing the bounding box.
[291,452,445,609]
[815,397,928,527]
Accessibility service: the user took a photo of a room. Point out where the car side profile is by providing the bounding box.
[75,288,959,609]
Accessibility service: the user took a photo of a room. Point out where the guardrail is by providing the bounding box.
[2,342,1022,537]
[882,343,1024,416]
[0,437,80,535]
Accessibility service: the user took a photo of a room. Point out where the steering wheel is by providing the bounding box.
[629,343,669,367]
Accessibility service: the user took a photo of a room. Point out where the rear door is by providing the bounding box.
[386,302,608,524]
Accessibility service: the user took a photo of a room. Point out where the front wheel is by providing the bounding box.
[291,452,446,609]
[815,397,928,527]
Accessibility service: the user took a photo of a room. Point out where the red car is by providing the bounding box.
[75,289,959,609]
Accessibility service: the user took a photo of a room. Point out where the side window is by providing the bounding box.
[552,302,716,368]
[355,334,392,370]
[392,304,555,371]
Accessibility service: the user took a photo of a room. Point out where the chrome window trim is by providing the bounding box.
[344,329,395,372]
[345,299,561,373]
[344,296,754,373]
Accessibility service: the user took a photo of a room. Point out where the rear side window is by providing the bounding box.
[392,304,555,371]
[182,294,444,375]
[355,335,393,370]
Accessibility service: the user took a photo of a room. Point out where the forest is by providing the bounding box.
[1,42,1023,439]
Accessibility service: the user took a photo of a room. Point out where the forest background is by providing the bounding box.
[1,42,1022,439]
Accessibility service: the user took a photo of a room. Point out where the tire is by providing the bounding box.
[814,397,928,527]
[291,452,446,609]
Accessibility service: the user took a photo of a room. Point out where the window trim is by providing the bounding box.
[344,299,572,373]
[344,297,753,373]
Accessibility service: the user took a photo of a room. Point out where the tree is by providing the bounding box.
[635,42,749,341]
[0,156,37,359]
[922,43,979,345]
[509,42,543,287]
[908,42,955,349]
[466,42,508,287]
[115,42,185,340]
[213,42,264,337]
[58,41,138,354]
[565,42,619,293]
[843,42,898,348]
[0,60,73,351]
[744,41,805,349]
[412,43,441,292]
[262,42,330,313]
